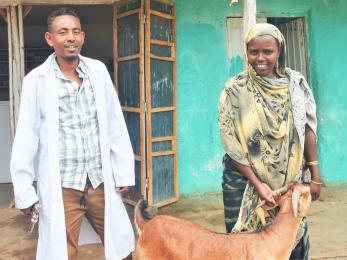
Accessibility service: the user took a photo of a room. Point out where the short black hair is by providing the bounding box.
[47,7,80,32]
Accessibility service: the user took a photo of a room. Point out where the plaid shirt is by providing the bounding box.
[54,57,103,191]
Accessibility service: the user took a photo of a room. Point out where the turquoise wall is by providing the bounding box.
[174,0,347,194]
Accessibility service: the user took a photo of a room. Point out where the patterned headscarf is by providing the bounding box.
[244,23,286,76]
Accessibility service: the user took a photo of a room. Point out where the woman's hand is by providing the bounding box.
[310,181,321,201]
[257,182,280,207]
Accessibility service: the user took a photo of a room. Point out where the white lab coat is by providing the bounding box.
[10,54,135,260]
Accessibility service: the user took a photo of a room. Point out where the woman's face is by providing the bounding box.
[247,35,280,79]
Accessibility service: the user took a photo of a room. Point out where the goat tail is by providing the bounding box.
[134,197,158,236]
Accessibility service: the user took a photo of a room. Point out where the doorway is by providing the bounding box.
[269,17,309,80]
[23,5,114,77]
[0,12,12,183]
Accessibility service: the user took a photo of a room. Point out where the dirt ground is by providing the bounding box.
[0,184,346,260]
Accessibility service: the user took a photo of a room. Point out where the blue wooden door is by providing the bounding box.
[145,0,178,207]
[114,0,146,204]
[114,0,178,207]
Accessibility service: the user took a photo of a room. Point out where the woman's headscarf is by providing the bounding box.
[244,23,286,77]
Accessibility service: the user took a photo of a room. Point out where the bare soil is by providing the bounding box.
[0,184,346,260]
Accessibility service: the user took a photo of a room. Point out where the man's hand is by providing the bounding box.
[20,204,36,215]
[115,186,131,193]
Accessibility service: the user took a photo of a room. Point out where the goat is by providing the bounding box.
[134,182,311,260]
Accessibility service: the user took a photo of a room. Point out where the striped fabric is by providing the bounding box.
[222,154,248,233]
[54,57,103,191]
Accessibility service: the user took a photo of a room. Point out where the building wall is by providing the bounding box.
[174,0,347,194]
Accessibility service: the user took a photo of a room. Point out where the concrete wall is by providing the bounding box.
[174,0,347,194]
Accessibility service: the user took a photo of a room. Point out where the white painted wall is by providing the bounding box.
[0,101,12,183]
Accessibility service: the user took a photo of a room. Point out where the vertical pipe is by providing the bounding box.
[243,0,256,68]
[243,0,256,38]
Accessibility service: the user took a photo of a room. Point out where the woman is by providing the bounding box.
[218,23,322,259]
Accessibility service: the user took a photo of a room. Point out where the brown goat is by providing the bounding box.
[134,183,311,260]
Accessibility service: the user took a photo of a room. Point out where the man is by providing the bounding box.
[10,7,135,260]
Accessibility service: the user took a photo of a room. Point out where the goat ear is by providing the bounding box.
[292,188,302,218]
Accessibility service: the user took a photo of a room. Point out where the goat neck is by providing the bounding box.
[259,194,302,259]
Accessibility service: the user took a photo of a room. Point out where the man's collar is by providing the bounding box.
[52,54,88,79]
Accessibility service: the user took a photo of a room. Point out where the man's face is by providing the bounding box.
[45,15,85,61]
